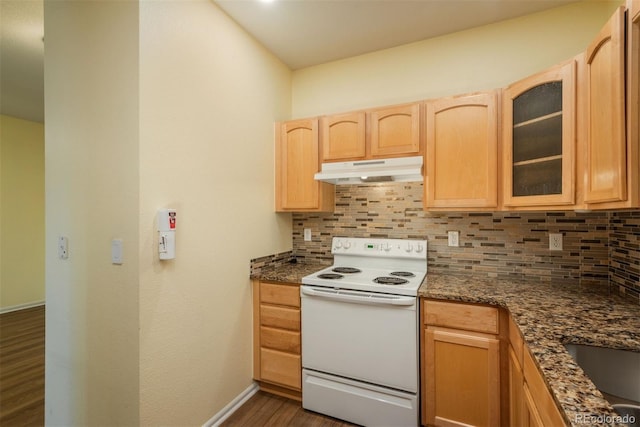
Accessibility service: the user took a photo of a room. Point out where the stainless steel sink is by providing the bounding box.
[565,343,640,425]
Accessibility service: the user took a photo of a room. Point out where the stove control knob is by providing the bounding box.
[405,244,413,253]
[343,241,352,249]
[382,243,392,252]
[415,244,424,253]
[334,240,343,250]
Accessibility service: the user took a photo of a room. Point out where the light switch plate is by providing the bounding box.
[447,231,459,247]
[111,239,123,264]
[304,228,312,241]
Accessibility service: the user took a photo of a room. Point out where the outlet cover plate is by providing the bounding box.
[549,233,563,251]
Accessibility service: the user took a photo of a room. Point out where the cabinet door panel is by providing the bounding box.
[370,104,421,157]
[279,120,320,209]
[523,383,545,427]
[503,60,576,207]
[509,345,525,427]
[276,119,334,212]
[623,0,640,209]
[425,92,499,209]
[585,6,626,204]
[321,112,366,161]
[425,329,500,427]
[523,350,566,426]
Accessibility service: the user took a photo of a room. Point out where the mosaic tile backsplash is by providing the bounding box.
[610,211,640,303]
[290,182,639,303]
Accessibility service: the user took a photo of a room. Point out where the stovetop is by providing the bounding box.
[302,237,427,296]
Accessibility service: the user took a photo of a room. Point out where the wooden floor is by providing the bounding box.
[221,391,358,427]
[0,306,45,426]
[0,308,355,427]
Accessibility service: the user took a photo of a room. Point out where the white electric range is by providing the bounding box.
[300,237,427,427]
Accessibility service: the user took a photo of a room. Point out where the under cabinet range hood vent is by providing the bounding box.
[314,156,423,185]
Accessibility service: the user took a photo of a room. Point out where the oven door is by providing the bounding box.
[300,285,418,393]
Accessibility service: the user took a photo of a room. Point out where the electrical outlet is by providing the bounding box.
[448,231,459,247]
[549,233,563,251]
[303,228,312,242]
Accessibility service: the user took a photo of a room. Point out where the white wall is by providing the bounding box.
[44,1,140,425]
[291,1,622,118]
[138,1,291,425]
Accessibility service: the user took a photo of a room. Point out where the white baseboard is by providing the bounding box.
[203,382,259,427]
[0,300,45,315]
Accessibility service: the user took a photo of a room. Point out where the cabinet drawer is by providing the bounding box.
[261,348,301,390]
[424,300,499,334]
[260,326,301,353]
[260,305,300,331]
[260,282,300,308]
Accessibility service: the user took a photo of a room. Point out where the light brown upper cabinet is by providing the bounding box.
[502,60,576,208]
[424,91,499,210]
[584,6,628,207]
[320,112,366,162]
[320,103,422,163]
[370,103,421,158]
[275,119,334,212]
[625,0,640,209]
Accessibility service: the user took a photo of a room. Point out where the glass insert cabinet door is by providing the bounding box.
[503,60,576,207]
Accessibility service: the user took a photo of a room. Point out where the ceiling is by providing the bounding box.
[0,0,44,123]
[213,0,578,70]
[0,0,578,124]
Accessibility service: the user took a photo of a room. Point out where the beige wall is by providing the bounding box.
[45,1,292,425]
[44,1,140,425]
[0,114,45,311]
[291,1,622,118]
[138,1,292,424]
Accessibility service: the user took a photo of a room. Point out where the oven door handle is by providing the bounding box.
[300,286,415,306]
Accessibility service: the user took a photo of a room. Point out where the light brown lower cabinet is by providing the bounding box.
[422,299,502,427]
[521,349,567,426]
[422,301,568,427]
[509,346,526,426]
[508,315,567,427]
[508,316,526,427]
[252,280,301,400]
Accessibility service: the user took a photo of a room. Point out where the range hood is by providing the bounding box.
[314,156,423,185]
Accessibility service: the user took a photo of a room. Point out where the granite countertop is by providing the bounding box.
[420,273,640,427]
[251,261,327,284]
